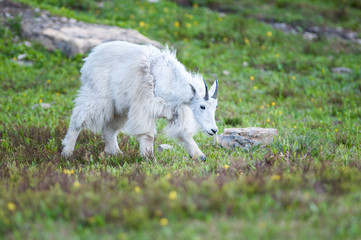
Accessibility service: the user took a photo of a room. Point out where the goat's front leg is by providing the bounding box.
[178,133,206,161]
[137,134,155,161]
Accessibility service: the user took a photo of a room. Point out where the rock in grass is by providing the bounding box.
[0,0,162,57]
[158,144,173,152]
[32,103,51,109]
[215,127,278,150]
[303,32,317,41]
[331,67,352,74]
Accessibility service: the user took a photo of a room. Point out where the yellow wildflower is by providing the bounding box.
[88,216,95,223]
[155,210,162,217]
[267,118,270,122]
[56,92,60,96]
[304,192,310,200]
[272,102,276,106]
[335,129,338,132]
[73,181,81,188]
[292,76,296,80]
[134,186,141,193]
[139,21,145,27]
[250,76,254,81]
[64,169,74,175]
[294,126,297,129]
[168,191,177,200]
[271,175,281,180]
[258,221,266,229]
[186,23,191,28]
[8,202,16,211]
[163,7,169,12]
[47,79,51,83]
[253,86,258,90]
[244,38,250,45]
[193,3,198,9]
[267,31,272,37]
[224,164,230,170]
[160,217,169,226]
[260,105,265,110]
[174,21,180,27]
[185,13,193,19]
[39,99,43,103]
[275,53,280,58]
[238,98,242,103]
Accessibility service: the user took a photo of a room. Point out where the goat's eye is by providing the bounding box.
[200,105,206,110]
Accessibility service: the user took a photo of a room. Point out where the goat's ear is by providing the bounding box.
[189,84,196,96]
[189,84,198,102]
[209,79,218,99]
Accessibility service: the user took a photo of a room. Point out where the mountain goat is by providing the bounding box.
[61,41,218,161]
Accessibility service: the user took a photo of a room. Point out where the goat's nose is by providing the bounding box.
[211,128,218,134]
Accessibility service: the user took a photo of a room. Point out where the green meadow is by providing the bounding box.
[1,0,361,239]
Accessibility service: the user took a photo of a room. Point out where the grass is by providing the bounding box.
[1,0,361,239]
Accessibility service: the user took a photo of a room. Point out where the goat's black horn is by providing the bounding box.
[212,78,218,99]
[203,79,209,101]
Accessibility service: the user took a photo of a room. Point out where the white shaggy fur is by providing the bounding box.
[61,41,218,160]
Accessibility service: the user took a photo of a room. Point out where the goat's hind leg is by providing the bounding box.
[102,115,125,155]
[61,115,82,157]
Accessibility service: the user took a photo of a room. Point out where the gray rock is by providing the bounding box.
[17,53,27,60]
[11,54,33,66]
[303,32,317,41]
[263,19,361,42]
[96,2,105,8]
[1,0,162,57]
[23,41,32,47]
[214,134,256,150]
[222,70,230,76]
[215,127,278,150]
[332,67,352,74]
[32,103,51,109]
[37,25,162,56]
[11,59,33,66]
[158,144,173,152]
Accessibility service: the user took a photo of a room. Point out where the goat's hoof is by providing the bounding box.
[189,154,207,162]
[61,150,73,158]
